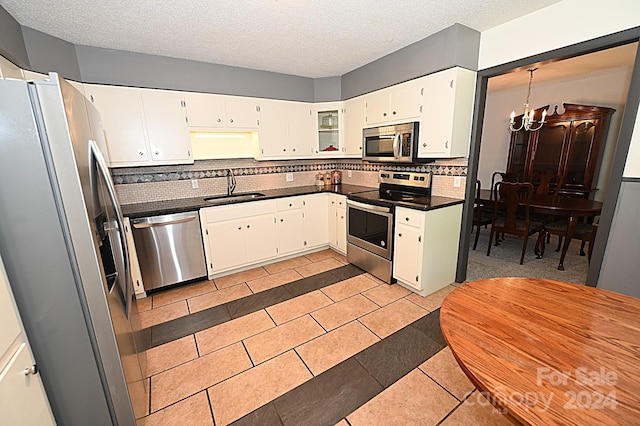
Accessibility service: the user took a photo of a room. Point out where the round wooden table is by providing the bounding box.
[441,278,640,425]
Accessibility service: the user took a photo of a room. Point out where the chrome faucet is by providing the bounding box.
[226,168,236,195]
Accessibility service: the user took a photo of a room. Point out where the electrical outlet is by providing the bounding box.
[453,176,462,188]
[348,170,353,178]
[191,179,199,189]
[285,173,294,182]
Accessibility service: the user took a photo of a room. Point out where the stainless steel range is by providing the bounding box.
[346,170,432,283]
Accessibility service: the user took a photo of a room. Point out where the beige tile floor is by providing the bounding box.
[138,249,512,425]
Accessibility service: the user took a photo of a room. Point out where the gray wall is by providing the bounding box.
[75,45,317,102]
[597,180,640,297]
[0,6,28,68]
[314,76,342,102]
[22,26,82,81]
[341,24,480,99]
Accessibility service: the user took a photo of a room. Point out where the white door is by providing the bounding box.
[390,79,424,123]
[364,89,390,126]
[393,224,422,289]
[184,93,226,128]
[140,92,192,162]
[419,69,454,156]
[258,101,289,158]
[225,99,259,129]
[277,210,305,254]
[344,96,366,157]
[244,214,278,263]
[207,219,246,271]
[287,103,314,157]
[303,194,329,248]
[86,85,149,165]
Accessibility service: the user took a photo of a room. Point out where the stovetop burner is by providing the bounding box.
[347,170,432,208]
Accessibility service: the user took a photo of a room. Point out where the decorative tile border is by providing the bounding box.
[112,161,467,185]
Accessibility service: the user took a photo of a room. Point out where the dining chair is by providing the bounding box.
[487,181,545,265]
[541,220,598,266]
[532,173,564,196]
[490,171,520,200]
[472,180,492,250]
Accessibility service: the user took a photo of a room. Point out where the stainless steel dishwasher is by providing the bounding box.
[131,211,207,291]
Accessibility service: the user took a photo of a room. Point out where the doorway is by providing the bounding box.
[457,28,640,286]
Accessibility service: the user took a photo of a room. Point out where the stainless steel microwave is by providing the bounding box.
[362,122,419,163]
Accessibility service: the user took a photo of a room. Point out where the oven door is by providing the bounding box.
[346,200,394,259]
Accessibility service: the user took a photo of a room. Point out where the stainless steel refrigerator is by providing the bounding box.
[0,75,147,424]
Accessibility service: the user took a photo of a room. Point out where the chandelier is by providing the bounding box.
[509,67,547,132]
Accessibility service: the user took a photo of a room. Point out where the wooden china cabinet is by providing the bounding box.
[507,103,615,197]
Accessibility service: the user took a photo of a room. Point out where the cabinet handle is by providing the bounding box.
[416,275,419,282]
[383,112,387,117]
[283,148,286,152]
[293,148,296,152]
[423,143,427,147]
[280,219,284,222]
[359,146,362,150]
[289,203,292,207]
[445,141,449,149]
[405,217,410,221]
[217,118,222,123]
[398,233,403,237]
[392,111,397,115]
[246,224,250,228]
[238,226,242,230]
[24,365,38,376]
[155,151,160,156]
[138,150,145,156]
[230,118,234,123]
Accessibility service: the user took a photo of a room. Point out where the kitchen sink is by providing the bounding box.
[203,192,266,204]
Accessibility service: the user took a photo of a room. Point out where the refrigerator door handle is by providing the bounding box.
[89,139,132,318]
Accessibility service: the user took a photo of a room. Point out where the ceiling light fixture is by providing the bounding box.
[509,67,547,132]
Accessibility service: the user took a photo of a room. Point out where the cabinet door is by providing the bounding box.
[207,219,246,271]
[336,207,347,253]
[303,194,329,248]
[244,214,277,263]
[225,99,259,129]
[314,102,343,155]
[564,120,598,190]
[287,103,314,157]
[0,343,55,426]
[344,96,365,157]
[258,101,289,158]
[184,93,226,128]
[86,85,149,165]
[140,92,192,163]
[390,79,424,123]
[365,89,390,125]
[277,210,305,255]
[419,69,454,157]
[328,197,338,248]
[393,224,422,289]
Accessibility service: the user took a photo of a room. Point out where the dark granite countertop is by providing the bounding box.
[392,196,464,212]
[121,184,376,218]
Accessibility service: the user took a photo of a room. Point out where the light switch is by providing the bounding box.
[454,176,461,188]
[286,173,294,182]
[191,179,199,189]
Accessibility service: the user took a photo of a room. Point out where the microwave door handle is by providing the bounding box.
[393,132,400,159]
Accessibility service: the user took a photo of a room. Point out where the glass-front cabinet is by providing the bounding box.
[313,102,344,156]
[506,103,614,197]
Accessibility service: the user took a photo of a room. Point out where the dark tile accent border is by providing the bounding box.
[144,264,364,350]
[113,161,468,184]
[230,309,447,426]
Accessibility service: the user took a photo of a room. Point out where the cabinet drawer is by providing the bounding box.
[202,200,276,223]
[396,207,424,229]
[276,196,304,211]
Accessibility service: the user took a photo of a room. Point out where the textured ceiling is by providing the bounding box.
[1,0,561,78]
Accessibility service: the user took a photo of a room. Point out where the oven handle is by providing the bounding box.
[347,199,393,214]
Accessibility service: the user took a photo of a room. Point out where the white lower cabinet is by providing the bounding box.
[328,194,347,254]
[201,193,345,277]
[0,255,54,425]
[393,205,463,296]
[201,201,278,276]
[302,194,329,248]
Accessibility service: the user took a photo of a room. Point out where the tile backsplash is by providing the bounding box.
[113,158,468,205]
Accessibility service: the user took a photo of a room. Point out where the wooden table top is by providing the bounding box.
[440,278,640,425]
[477,189,603,215]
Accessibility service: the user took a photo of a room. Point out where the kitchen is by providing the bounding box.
[1,0,640,425]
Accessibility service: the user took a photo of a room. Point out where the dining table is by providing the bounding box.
[441,277,640,425]
[477,189,603,270]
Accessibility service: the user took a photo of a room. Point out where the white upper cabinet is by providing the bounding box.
[418,67,476,159]
[85,84,193,167]
[257,100,313,160]
[313,102,344,156]
[343,96,366,158]
[364,78,424,127]
[139,90,192,163]
[184,93,259,130]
